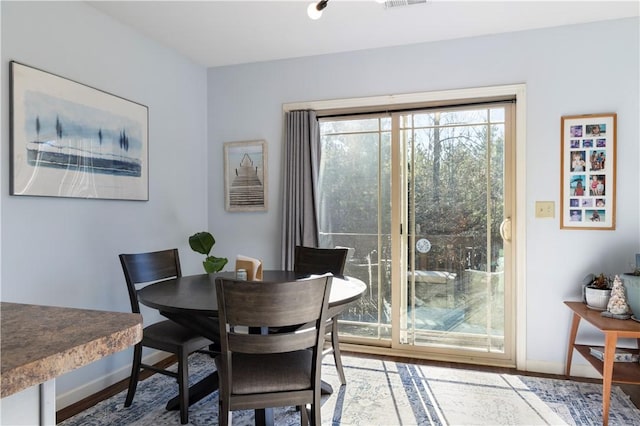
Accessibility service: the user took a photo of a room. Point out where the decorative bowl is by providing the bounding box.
[584,287,611,310]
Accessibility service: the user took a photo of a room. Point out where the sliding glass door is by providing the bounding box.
[317,116,393,341]
[317,102,516,364]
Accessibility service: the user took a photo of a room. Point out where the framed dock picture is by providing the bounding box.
[223,140,267,212]
[560,113,616,230]
[9,61,148,200]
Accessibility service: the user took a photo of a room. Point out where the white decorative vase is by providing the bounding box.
[585,287,611,310]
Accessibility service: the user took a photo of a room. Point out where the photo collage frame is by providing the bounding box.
[560,113,616,230]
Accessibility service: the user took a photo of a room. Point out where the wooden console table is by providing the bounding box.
[564,301,640,426]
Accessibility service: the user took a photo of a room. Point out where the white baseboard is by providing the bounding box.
[520,359,602,379]
[56,351,171,410]
[344,343,608,380]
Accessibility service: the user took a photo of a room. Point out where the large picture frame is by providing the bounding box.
[560,113,616,230]
[10,61,149,200]
[223,140,267,212]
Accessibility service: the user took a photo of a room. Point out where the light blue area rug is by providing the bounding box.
[61,353,640,425]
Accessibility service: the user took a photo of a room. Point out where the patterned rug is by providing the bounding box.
[60,353,640,425]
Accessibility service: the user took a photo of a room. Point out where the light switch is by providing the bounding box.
[535,201,555,218]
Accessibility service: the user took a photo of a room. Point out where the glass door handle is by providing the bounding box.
[500,218,512,242]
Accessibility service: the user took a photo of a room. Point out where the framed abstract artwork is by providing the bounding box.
[9,61,149,200]
[560,113,616,230]
[223,140,267,212]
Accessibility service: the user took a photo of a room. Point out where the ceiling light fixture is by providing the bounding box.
[307,0,427,20]
[307,0,329,20]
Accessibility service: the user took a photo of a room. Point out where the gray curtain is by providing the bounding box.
[281,110,320,270]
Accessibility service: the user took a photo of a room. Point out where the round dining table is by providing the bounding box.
[138,270,365,321]
[137,270,366,422]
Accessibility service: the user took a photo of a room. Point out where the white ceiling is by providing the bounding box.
[89,1,640,68]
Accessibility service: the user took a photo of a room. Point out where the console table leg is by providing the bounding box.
[565,313,580,376]
[602,333,618,426]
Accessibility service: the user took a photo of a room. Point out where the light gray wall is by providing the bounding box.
[1,0,638,409]
[208,18,640,371]
[1,2,210,402]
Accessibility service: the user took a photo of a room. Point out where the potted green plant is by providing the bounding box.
[584,273,612,310]
[188,231,228,273]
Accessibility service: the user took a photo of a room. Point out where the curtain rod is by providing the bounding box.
[316,98,516,120]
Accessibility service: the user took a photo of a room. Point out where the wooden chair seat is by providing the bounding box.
[216,350,312,394]
[142,320,211,351]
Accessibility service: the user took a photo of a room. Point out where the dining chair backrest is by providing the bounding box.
[119,249,182,314]
[215,275,332,424]
[293,246,351,387]
[118,248,209,424]
[294,246,348,276]
[215,276,332,354]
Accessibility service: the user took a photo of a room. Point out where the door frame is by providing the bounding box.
[283,83,527,369]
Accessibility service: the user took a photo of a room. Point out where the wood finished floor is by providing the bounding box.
[56,351,640,424]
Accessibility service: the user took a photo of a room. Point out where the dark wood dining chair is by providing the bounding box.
[294,246,348,277]
[294,246,349,385]
[119,249,215,425]
[215,275,332,425]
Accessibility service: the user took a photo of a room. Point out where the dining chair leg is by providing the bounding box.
[300,404,309,426]
[177,349,189,424]
[331,318,347,385]
[312,393,321,426]
[219,399,230,426]
[208,343,217,357]
[125,343,143,407]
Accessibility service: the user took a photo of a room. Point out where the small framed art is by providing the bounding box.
[9,61,149,200]
[560,113,616,230]
[223,140,267,212]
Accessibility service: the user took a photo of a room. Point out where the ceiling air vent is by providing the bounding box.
[384,0,428,9]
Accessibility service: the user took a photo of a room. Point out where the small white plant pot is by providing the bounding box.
[585,287,611,310]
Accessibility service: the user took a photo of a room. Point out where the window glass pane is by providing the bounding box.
[490,107,505,123]
[404,107,507,353]
[437,109,488,126]
[320,118,381,134]
[399,114,412,129]
[412,113,436,128]
[319,132,381,234]
[318,116,392,340]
